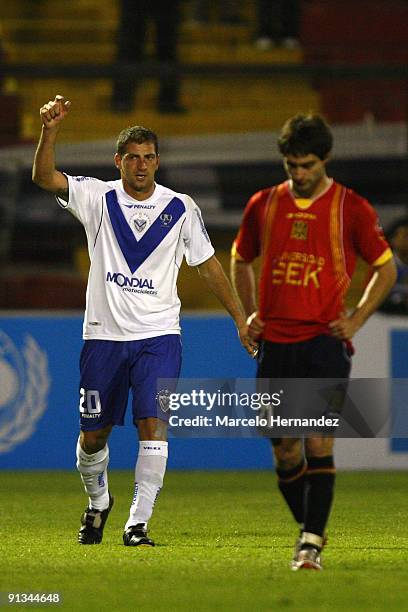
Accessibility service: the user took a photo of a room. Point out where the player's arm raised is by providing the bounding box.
[197,255,258,357]
[32,95,71,201]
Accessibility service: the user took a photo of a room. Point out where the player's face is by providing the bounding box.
[115,141,159,200]
[284,153,328,198]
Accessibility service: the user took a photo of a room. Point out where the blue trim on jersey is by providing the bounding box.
[106,189,185,273]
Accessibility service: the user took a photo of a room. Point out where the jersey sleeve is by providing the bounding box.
[350,192,392,266]
[182,196,215,266]
[56,174,107,228]
[231,190,266,262]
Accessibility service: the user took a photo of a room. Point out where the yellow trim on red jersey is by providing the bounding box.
[372,248,393,267]
[294,198,313,210]
[329,184,350,293]
[261,187,280,256]
[231,242,245,260]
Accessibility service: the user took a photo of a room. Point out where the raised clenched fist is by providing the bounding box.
[40,95,71,129]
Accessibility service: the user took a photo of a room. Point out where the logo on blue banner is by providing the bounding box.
[0,330,50,453]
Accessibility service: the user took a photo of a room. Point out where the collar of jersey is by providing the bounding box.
[117,181,161,208]
[288,179,334,209]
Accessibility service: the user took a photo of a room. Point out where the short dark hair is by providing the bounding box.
[385,216,408,242]
[277,113,333,159]
[116,126,159,156]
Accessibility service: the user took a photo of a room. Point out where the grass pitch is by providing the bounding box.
[1,470,407,611]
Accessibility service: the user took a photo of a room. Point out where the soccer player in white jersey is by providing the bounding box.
[32,95,257,547]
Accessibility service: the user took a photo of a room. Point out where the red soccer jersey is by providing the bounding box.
[232,180,392,342]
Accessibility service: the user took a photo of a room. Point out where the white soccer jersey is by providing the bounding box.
[58,176,215,340]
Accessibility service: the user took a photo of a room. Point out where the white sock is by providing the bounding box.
[125,440,168,530]
[76,439,110,511]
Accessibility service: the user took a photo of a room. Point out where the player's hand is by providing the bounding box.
[246,311,265,340]
[238,324,259,358]
[329,313,360,340]
[40,95,71,130]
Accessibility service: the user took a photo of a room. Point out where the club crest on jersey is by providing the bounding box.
[291,220,308,240]
[130,211,150,233]
[160,213,172,227]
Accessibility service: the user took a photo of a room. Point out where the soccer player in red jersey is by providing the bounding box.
[231,114,397,570]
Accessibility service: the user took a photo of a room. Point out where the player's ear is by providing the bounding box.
[114,152,122,169]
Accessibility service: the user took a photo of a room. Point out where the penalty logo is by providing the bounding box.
[0,330,50,453]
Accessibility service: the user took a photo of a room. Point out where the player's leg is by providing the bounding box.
[76,340,129,544]
[129,417,168,532]
[77,425,112,512]
[290,435,334,570]
[124,334,182,547]
[271,436,313,569]
[111,0,146,112]
[258,340,309,531]
[123,417,168,546]
[292,335,351,569]
[304,435,335,540]
[154,0,183,112]
[76,425,114,545]
[272,437,306,525]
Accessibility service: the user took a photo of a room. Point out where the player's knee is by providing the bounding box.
[305,437,334,457]
[305,436,334,458]
[137,417,167,440]
[80,428,111,454]
[273,439,302,469]
[76,437,109,474]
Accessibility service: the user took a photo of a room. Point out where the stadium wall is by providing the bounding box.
[0,313,407,471]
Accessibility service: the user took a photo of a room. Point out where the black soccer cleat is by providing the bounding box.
[123,524,155,547]
[78,492,114,545]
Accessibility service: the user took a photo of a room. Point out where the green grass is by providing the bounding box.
[0,471,407,611]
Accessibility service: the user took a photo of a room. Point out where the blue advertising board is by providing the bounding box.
[0,314,272,470]
[391,329,408,452]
